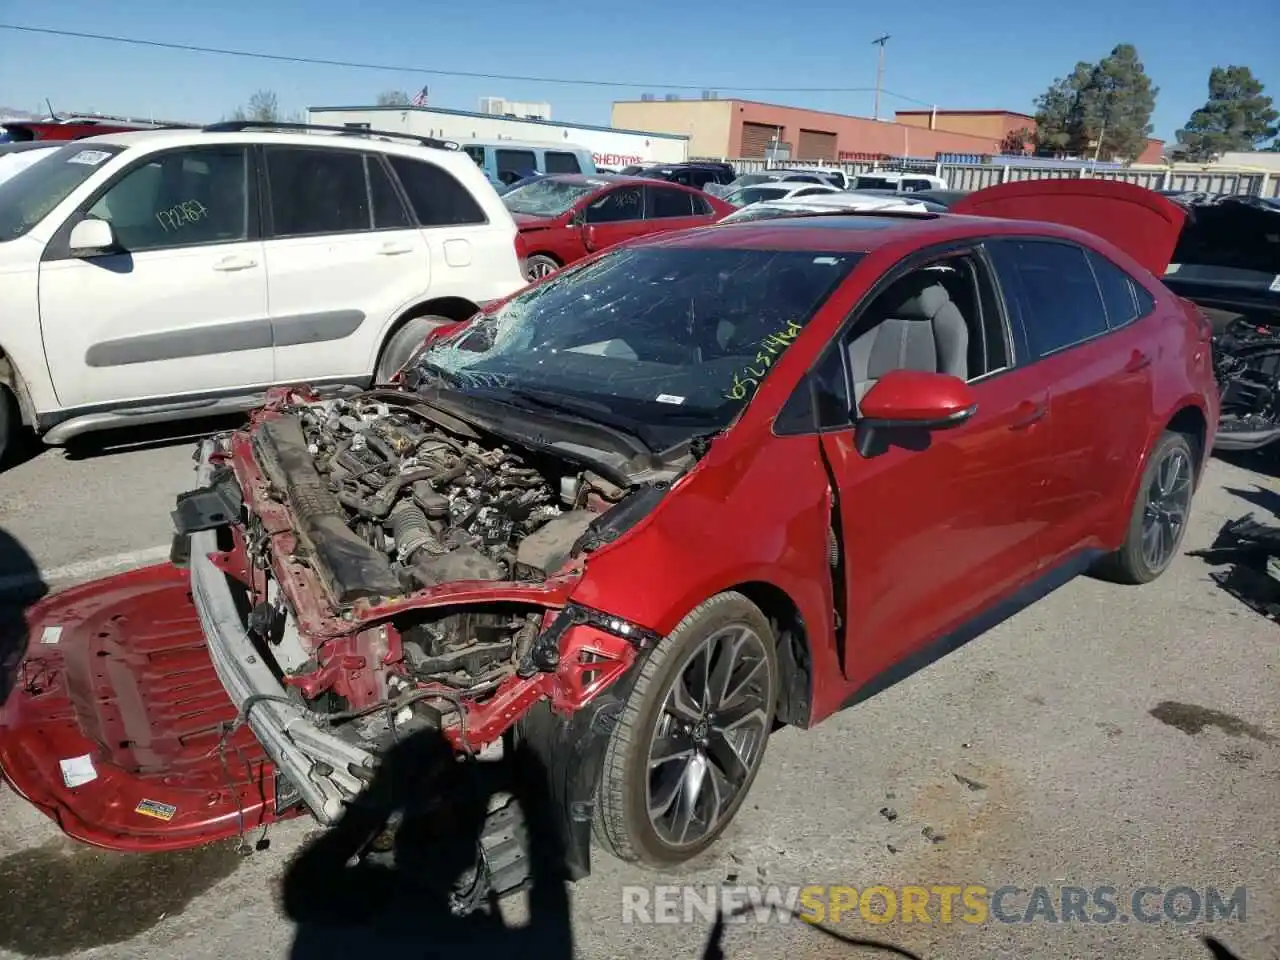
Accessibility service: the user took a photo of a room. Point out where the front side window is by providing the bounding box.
[267,147,368,237]
[412,245,861,449]
[0,142,125,242]
[585,186,643,223]
[495,149,537,185]
[988,239,1109,358]
[544,151,581,174]
[87,146,250,251]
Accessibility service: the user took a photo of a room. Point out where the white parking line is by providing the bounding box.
[0,545,172,597]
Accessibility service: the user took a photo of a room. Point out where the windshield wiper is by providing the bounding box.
[474,386,655,451]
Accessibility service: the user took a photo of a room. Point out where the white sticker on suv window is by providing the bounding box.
[1269,274,1280,292]
[67,150,111,166]
[655,394,685,405]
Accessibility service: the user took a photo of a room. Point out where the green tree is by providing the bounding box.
[1000,126,1036,154]
[1175,66,1279,161]
[1033,45,1158,161]
[226,89,304,124]
[376,89,411,106]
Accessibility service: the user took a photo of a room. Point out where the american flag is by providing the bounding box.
[411,86,429,107]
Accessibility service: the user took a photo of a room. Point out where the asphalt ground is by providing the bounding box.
[0,420,1276,960]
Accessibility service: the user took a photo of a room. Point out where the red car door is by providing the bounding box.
[643,184,716,235]
[984,238,1158,566]
[813,250,1059,686]
[579,183,649,253]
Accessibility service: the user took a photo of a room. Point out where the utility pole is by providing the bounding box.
[871,35,890,120]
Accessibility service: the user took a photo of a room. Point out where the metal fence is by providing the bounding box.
[694,156,1280,198]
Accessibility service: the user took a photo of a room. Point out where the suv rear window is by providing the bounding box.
[387,155,487,226]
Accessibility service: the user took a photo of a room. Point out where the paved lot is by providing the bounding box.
[0,424,1276,960]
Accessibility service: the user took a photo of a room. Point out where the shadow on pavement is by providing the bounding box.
[281,725,575,960]
[279,722,927,960]
[61,413,248,461]
[0,525,45,706]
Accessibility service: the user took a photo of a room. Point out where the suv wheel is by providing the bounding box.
[593,592,778,868]
[375,315,450,384]
[1094,431,1196,584]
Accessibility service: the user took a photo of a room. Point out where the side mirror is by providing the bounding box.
[855,369,977,456]
[68,218,117,257]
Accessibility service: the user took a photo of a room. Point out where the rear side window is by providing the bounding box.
[367,156,411,229]
[648,187,694,218]
[387,156,487,227]
[988,239,1109,358]
[544,151,581,174]
[691,193,713,215]
[267,147,369,237]
[1087,250,1145,329]
[495,148,537,185]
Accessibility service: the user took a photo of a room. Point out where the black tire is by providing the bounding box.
[523,254,559,282]
[0,386,18,469]
[374,314,451,384]
[1092,431,1196,585]
[593,591,778,868]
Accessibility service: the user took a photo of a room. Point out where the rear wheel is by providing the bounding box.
[523,254,559,282]
[374,314,451,384]
[1093,431,1196,584]
[593,592,778,868]
[0,386,19,469]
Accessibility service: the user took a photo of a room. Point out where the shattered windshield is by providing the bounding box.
[411,244,861,450]
[0,142,123,241]
[502,178,599,217]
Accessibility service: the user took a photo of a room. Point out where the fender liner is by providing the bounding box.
[0,351,37,426]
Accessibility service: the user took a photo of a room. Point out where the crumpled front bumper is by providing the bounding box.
[189,439,376,824]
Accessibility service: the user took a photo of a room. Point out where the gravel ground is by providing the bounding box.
[0,425,1276,960]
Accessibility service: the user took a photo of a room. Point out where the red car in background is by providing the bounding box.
[0,117,196,142]
[505,173,735,281]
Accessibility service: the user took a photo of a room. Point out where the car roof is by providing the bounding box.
[542,172,654,186]
[633,209,1093,256]
[49,128,473,158]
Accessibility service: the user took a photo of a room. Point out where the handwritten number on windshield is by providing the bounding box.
[723,320,805,401]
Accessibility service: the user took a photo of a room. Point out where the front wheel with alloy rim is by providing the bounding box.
[593,591,778,868]
[1093,430,1197,584]
[523,254,559,282]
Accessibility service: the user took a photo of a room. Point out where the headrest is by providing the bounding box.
[891,280,952,322]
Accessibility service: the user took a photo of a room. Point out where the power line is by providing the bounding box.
[0,22,937,105]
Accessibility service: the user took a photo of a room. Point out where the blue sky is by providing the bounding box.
[0,0,1275,145]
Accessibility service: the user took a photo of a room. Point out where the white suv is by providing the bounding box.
[0,121,528,464]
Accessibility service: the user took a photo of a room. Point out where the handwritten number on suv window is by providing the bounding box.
[723,320,805,401]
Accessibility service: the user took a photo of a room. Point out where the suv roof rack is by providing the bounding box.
[201,120,459,150]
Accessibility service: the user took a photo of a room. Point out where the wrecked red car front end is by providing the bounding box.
[176,385,669,866]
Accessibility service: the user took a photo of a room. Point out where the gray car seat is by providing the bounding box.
[847,274,969,409]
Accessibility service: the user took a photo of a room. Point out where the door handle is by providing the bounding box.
[1125,350,1152,372]
[212,255,258,272]
[1010,400,1048,430]
[377,242,413,256]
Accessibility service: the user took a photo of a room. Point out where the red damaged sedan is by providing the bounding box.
[506,173,734,281]
[2,180,1218,899]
